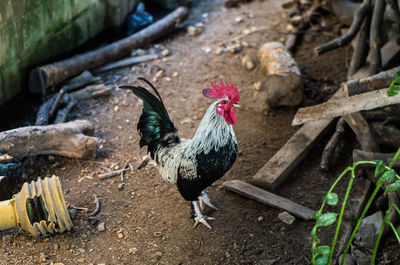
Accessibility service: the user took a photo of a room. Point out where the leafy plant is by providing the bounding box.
[387,69,400,97]
[311,148,400,265]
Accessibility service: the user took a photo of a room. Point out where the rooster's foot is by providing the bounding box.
[198,190,218,211]
[192,200,215,229]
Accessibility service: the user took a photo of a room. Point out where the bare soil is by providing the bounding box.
[1,1,396,265]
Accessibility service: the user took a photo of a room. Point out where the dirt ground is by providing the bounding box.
[1,0,397,264]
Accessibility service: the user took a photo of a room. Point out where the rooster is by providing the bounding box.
[121,77,240,229]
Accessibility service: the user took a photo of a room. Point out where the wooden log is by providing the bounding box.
[344,67,400,97]
[320,117,347,171]
[370,123,400,147]
[28,7,189,93]
[368,0,386,75]
[69,84,111,101]
[0,176,12,201]
[0,120,99,159]
[258,42,303,107]
[223,180,315,220]
[93,54,159,73]
[253,89,344,189]
[343,112,380,152]
[352,149,399,167]
[292,88,400,126]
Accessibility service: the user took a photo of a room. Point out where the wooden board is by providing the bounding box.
[292,88,400,126]
[252,89,344,189]
[223,180,315,220]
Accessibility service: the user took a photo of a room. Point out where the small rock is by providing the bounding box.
[155,251,163,257]
[226,43,242,53]
[242,56,255,70]
[161,49,171,57]
[125,119,131,124]
[202,47,211,53]
[215,47,224,55]
[129,247,138,254]
[39,252,47,262]
[113,105,119,112]
[164,77,172,82]
[69,209,78,220]
[96,222,106,232]
[253,81,261,91]
[235,16,243,23]
[78,248,86,254]
[117,229,124,239]
[172,72,179,77]
[180,118,192,124]
[48,155,55,161]
[53,243,60,251]
[257,216,264,222]
[156,70,165,78]
[187,25,202,36]
[118,183,124,190]
[278,211,296,225]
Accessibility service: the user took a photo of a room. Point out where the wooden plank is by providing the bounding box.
[292,88,400,126]
[252,90,344,190]
[223,180,315,220]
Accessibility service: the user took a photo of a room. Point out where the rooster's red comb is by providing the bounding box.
[202,80,240,103]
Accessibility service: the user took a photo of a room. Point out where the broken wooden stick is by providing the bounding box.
[93,54,158,73]
[352,149,399,167]
[69,84,111,101]
[314,0,372,55]
[0,120,99,159]
[292,88,400,126]
[258,42,303,107]
[344,66,400,97]
[368,0,386,75]
[223,180,315,220]
[320,117,347,171]
[89,194,101,217]
[29,7,188,92]
[98,168,130,180]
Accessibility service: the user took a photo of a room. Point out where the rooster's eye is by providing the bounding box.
[221,100,227,104]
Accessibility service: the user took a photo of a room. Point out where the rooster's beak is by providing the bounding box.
[232,103,240,108]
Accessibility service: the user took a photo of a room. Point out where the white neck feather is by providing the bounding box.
[190,100,236,154]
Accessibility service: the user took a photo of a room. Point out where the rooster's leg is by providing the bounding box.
[192,200,215,229]
[198,190,218,212]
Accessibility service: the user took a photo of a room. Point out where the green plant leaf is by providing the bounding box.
[374,160,385,177]
[311,227,320,243]
[385,180,400,193]
[315,245,330,256]
[326,192,338,206]
[378,169,396,184]
[396,226,400,235]
[316,212,337,227]
[388,70,400,97]
[314,255,329,265]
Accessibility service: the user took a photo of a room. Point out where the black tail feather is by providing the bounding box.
[120,78,179,156]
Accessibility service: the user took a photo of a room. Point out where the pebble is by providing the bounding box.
[118,183,124,190]
[161,49,171,56]
[172,72,179,77]
[164,77,172,82]
[278,211,296,225]
[155,251,163,257]
[215,47,224,55]
[129,247,138,254]
[257,216,264,222]
[241,56,255,70]
[253,81,261,91]
[39,252,47,262]
[70,209,78,220]
[156,70,165,78]
[96,222,106,232]
[113,105,119,112]
[117,229,124,239]
[78,248,86,254]
[187,25,202,36]
[235,16,243,23]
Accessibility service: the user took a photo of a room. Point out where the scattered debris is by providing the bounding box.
[98,167,131,180]
[118,183,125,190]
[187,23,204,36]
[161,49,171,57]
[223,180,315,220]
[89,195,101,217]
[257,42,303,107]
[96,222,106,232]
[278,211,296,225]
